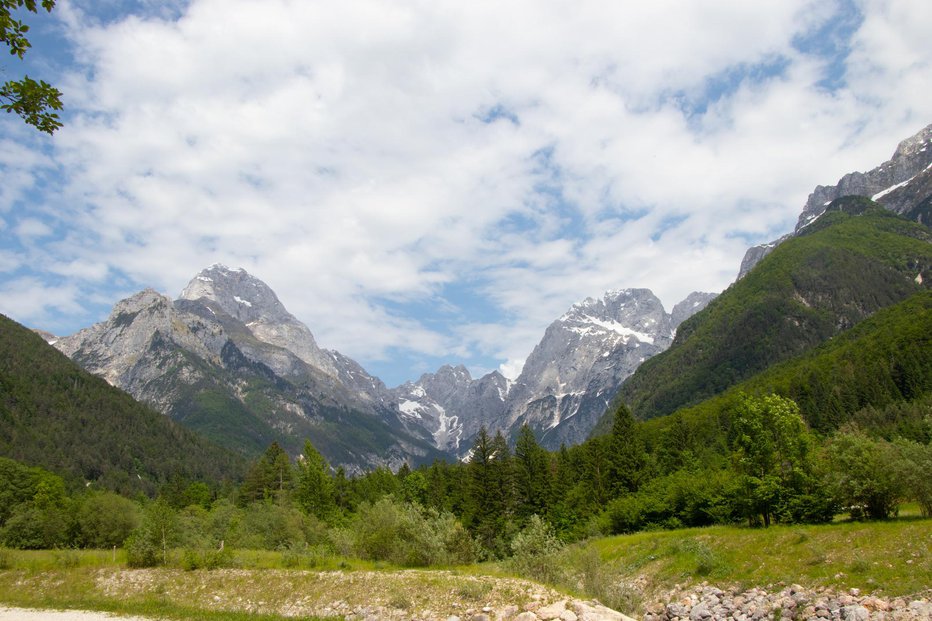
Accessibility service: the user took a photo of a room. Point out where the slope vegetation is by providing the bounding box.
[614,200,932,422]
[632,289,932,455]
[0,314,244,494]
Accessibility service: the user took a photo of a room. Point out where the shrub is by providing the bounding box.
[825,431,905,519]
[1,504,71,549]
[125,529,160,568]
[77,492,140,548]
[229,500,306,549]
[893,438,932,517]
[124,499,177,567]
[509,515,563,583]
[180,546,232,571]
[352,497,476,566]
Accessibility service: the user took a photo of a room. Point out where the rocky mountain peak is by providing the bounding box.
[739,123,932,280]
[180,265,337,376]
[671,291,719,327]
[180,264,290,324]
[559,288,671,344]
[113,287,172,315]
[499,288,716,449]
[892,123,932,160]
[795,123,932,232]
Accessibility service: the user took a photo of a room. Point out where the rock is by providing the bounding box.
[842,605,870,621]
[537,601,568,620]
[572,600,638,621]
[908,601,932,618]
[862,596,889,612]
[689,604,712,621]
[514,614,539,621]
[470,615,491,621]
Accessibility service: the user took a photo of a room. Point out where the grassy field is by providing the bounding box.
[0,515,928,619]
[517,512,932,613]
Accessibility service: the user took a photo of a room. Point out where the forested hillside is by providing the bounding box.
[614,200,931,422]
[0,313,245,495]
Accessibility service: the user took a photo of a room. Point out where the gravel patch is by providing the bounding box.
[0,608,157,621]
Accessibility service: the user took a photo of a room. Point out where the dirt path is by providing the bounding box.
[0,608,156,620]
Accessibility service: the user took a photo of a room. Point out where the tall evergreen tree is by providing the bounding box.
[607,403,648,495]
[513,424,552,521]
[295,440,335,519]
[465,427,515,554]
[238,442,293,505]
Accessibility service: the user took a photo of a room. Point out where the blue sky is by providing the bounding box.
[1,0,931,387]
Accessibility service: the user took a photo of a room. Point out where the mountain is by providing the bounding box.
[0,312,244,495]
[392,365,510,455]
[635,288,932,457]
[55,265,442,474]
[738,123,932,278]
[503,288,715,449]
[179,265,341,378]
[396,289,715,454]
[53,262,714,464]
[610,199,932,424]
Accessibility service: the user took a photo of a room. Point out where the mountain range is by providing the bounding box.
[48,264,714,467]
[25,121,932,474]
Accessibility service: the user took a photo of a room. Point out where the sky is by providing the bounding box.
[1,0,930,387]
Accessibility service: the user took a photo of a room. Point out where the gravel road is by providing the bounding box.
[0,608,157,620]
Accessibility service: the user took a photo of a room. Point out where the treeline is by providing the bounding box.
[2,393,929,566]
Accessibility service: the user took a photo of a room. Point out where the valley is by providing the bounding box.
[1,118,931,621]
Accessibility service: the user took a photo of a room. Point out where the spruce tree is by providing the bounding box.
[513,424,552,521]
[295,440,335,520]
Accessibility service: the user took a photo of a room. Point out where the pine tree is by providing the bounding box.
[607,403,648,495]
[513,424,552,521]
[238,442,293,505]
[465,427,514,554]
[295,440,335,520]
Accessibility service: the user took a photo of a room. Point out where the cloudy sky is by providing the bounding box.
[1,0,930,387]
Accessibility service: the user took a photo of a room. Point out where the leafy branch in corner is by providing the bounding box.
[1,0,63,134]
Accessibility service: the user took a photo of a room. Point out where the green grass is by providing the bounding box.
[0,549,530,620]
[0,566,338,620]
[547,517,931,604]
[1,517,928,619]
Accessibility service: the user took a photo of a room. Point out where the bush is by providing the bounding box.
[352,497,476,566]
[125,529,160,568]
[180,546,232,571]
[175,505,212,549]
[509,515,563,583]
[510,515,562,558]
[77,492,140,548]
[1,504,71,549]
[825,431,905,519]
[893,438,932,517]
[229,500,307,549]
[124,499,177,567]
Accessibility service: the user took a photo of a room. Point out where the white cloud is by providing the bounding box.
[14,218,54,239]
[0,277,83,326]
[2,0,931,384]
